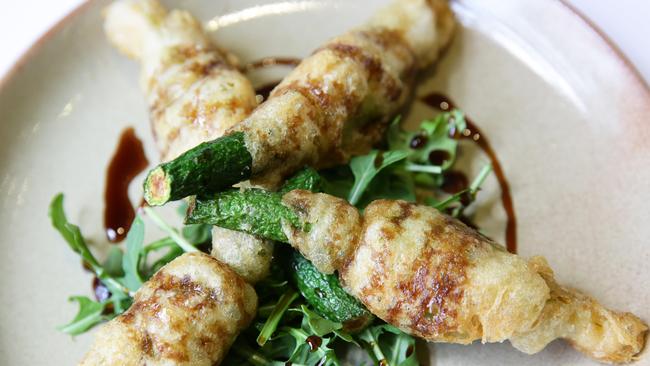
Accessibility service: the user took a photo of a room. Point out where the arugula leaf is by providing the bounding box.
[229,339,284,366]
[279,326,341,366]
[148,246,184,276]
[182,223,212,245]
[321,166,354,200]
[323,113,467,209]
[359,324,418,366]
[122,215,145,292]
[235,303,354,365]
[377,325,418,366]
[102,247,124,278]
[358,325,387,363]
[298,305,342,336]
[108,291,132,315]
[49,194,100,269]
[57,296,106,336]
[356,168,416,208]
[388,110,466,171]
[285,333,340,366]
[258,332,297,361]
[49,194,128,298]
[282,306,355,365]
[142,206,198,253]
[348,150,409,205]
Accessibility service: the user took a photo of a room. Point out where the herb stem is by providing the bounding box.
[470,163,492,192]
[369,339,386,362]
[97,271,130,296]
[143,237,176,253]
[432,191,466,210]
[142,207,198,253]
[360,328,387,364]
[232,341,273,366]
[257,303,276,318]
[433,163,492,212]
[257,289,299,346]
[348,179,368,207]
[404,162,442,174]
[284,326,308,340]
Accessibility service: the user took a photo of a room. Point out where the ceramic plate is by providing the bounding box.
[0,0,648,364]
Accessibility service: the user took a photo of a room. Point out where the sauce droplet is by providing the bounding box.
[420,92,517,253]
[441,170,469,194]
[421,92,455,111]
[410,134,428,149]
[254,82,280,100]
[405,345,414,357]
[104,127,149,242]
[306,335,322,352]
[428,149,450,166]
[92,277,111,302]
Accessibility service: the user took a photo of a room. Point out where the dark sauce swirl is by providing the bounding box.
[421,93,517,253]
[104,127,148,242]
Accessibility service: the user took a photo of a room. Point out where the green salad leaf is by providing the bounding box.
[52,108,494,365]
[102,246,124,278]
[51,195,214,334]
[297,305,344,336]
[57,296,106,336]
[142,206,198,253]
[356,168,416,208]
[388,110,466,170]
[348,150,409,205]
[49,194,129,298]
[359,324,418,366]
[181,223,212,245]
[122,215,145,292]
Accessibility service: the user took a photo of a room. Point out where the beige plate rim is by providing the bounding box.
[1,1,648,365]
[1,0,648,94]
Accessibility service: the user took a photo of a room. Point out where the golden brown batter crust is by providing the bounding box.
[277,191,647,362]
[79,253,257,366]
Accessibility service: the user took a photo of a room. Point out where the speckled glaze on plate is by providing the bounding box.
[0,0,648,365]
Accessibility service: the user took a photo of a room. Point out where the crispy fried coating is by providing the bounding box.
[342,200,549,344]
[105,0,272,283]
[282,191,362,274]
[104,0,257,161]
[210,226,274,283]
[277,191,647,363]
[79,253,257,366]
[510,257,647,364]
[230,0,456,186]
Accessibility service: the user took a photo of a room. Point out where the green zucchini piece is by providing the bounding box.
[185,167,320,240]
[143,132,252,206]
[186,168,373,329]
[186,189,301,242]
[279,167,322,194]
[290,251,373,332]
